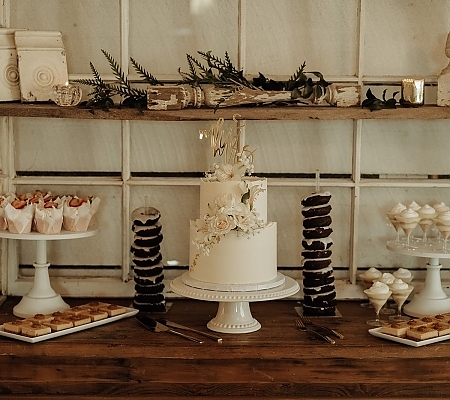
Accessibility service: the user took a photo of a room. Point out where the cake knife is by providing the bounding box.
[156,318,223,343]
[136,315,203,343]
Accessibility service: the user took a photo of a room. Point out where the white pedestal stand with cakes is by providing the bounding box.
[387,240,450,317]
[0,228,98,317]
[171,272,299,334]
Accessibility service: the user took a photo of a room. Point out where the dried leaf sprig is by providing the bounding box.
[362,88,399,111]
[74,49,162,111]
[179,51,257,89]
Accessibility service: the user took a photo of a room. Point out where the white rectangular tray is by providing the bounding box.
[0,307,138,343]
[369,327,450,347]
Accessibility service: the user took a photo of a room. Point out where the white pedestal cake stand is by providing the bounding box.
[0,228,98,317]
[170,272,299,334]
[387,240,450,317]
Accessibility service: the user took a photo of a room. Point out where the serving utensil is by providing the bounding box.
[155,318,222,342]
[136,315,203,343]
[299,316,345,339]
[294,319,335,344]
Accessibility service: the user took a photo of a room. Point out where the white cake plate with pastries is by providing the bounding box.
[0,228,98,318]
[170,272,299,334]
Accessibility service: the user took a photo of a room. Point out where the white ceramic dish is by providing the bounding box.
[369,327,450,347]
[0,307,138,343]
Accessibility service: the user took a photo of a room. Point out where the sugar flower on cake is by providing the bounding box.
[193,182,265,256]
[207,152,254,182]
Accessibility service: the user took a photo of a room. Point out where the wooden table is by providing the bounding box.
[0,297,447,399]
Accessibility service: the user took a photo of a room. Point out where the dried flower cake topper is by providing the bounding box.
[191,116,265,261]
[200,115,256,181]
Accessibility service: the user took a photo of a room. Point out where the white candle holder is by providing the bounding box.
[52,82,82,106]
[401,79,424,107]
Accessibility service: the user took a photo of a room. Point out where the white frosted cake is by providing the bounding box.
[184,117,280,291]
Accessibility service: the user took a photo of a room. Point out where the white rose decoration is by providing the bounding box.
[208,213,236,235]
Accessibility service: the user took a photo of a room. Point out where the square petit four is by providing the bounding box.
[430,322,450,336]
[419,316,437,325]
[83,301,110,311]
[434,314,450,325]
[406,326,439,341]
[64,314,91,327]
[28,313,53,324]
[380,322,410,338]
[433,314,447,322]
[81,309,108,322]
[66,306,89,316]
[99,304,126,317]
[43,318,73,332]
[21,323,52,337]
[405,319,427,329]
[3,319,32,334]
[48,311,71,320]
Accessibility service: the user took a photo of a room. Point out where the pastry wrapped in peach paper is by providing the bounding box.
[0,194,14,231]
[63,196,101,232]
[34,199,64,234]
[4,199,34,234]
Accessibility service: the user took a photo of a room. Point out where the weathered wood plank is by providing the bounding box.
[0,298,448,398]
[0,103,450,121]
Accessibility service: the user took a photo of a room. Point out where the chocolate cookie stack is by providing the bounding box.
[131,206,166,312]
[301,192,336,316]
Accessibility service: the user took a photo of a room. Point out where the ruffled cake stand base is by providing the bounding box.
[170,272,299,334]
[0,228,98,318]
[387,240,450,317]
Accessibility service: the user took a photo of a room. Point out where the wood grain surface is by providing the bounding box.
[0,298,446,399]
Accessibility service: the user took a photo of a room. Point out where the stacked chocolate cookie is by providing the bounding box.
[301,192,336,316]
[131,206,166,312]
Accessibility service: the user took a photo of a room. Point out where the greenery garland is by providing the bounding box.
[75,50,330,111]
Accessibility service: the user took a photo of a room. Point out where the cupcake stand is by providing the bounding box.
[387,240,450,317]
[0,228,98,317]
[171,272,299,334]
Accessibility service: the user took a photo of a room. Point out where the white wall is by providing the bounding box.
[1,0,450,298]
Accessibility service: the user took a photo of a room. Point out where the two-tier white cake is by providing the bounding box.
[182,117,281,291]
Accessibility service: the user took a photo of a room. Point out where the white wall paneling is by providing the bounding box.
[1,0,450,299]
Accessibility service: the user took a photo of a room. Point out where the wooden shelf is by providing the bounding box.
[1,102,450,121]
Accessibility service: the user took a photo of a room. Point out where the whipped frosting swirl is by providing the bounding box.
[366,281,390,295]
